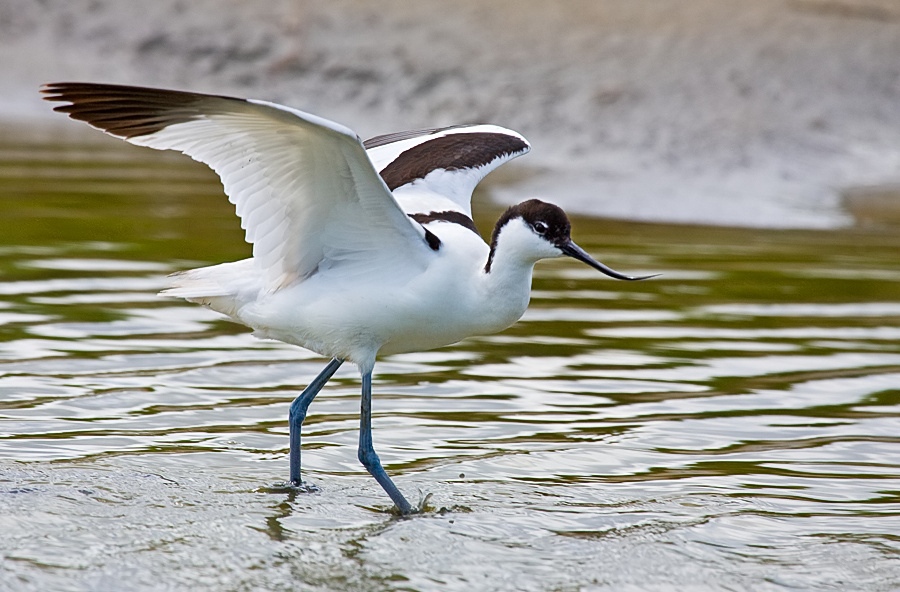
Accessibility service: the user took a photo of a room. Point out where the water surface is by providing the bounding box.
[1,135,900,591]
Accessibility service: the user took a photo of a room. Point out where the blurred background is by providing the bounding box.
[3,0,900,229]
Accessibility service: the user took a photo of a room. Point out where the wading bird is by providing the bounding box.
[42,83,654,514]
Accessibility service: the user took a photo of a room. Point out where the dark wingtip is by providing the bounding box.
[38,82,218,139]
[40,82,74,104]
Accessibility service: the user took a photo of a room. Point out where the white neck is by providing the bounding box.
[476,219,560,332]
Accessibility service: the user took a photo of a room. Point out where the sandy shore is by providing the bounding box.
[2,0,900,228]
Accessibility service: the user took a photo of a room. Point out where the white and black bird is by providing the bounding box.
[42,82,654,514]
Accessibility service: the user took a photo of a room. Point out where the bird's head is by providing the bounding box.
[486,199,656,280]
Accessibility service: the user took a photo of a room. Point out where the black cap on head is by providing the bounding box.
[489,199,571,252]
[486,199,658,281]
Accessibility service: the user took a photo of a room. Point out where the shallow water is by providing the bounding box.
[1,136,900,591]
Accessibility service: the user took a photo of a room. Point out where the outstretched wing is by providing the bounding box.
[41,82,435,291]
[365,125,530,220]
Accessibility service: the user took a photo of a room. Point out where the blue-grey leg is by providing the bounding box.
[289,357,344,486]
[358,370,414,514]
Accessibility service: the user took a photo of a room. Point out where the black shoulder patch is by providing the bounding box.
[424,228,441,251]
[408,210,479,235]
[379,132,529,191]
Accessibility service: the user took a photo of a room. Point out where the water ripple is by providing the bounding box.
[1,142,899,590]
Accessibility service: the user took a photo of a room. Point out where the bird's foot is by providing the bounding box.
[391,491,433,516]
[264,480,320,494]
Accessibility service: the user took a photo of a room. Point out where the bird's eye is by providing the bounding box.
[533,221,549,234]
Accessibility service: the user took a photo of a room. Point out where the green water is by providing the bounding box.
[1,134,900,591]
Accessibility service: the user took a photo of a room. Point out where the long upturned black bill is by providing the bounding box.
[560,241,658,281]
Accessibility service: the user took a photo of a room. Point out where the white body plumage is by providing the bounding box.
[42,82,652,513]
[167,211,547,370]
